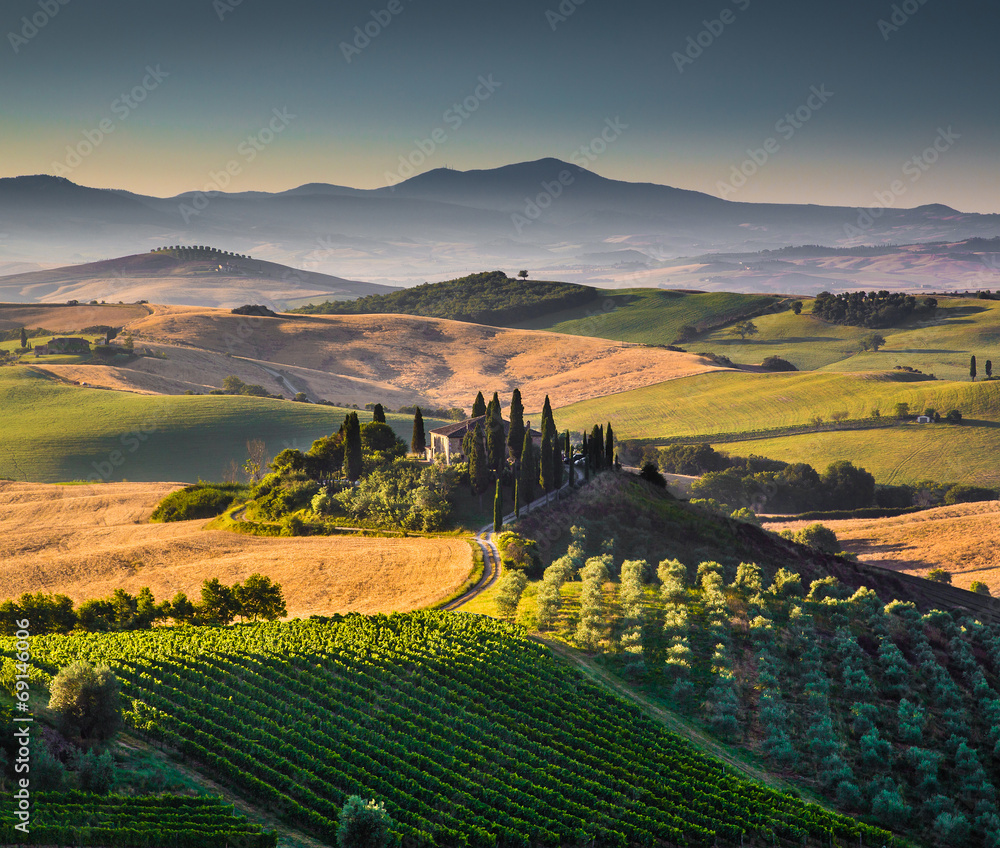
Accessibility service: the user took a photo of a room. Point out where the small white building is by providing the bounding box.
[917,415,931,423]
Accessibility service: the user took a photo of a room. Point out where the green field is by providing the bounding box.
[4,613,889,847]
[0,368,439,483]
[556,369,1000,440]
[694,297,1000,380]
[714,423,1000,486]
[513,289,782,345]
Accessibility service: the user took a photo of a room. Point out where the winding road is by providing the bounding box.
[443,527,502,611]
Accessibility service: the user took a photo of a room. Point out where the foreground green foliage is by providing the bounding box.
[0,792,276,847]
[151,483,249,522]
[293,271,597,325]
[3,613,889,847]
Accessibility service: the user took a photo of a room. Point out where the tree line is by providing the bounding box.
[0,575,286,635]
[812,290,937,328]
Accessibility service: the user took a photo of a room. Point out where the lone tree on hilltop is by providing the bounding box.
[971,355,977,382]
[49,661,122,745]
[791,301,803,315]
[730,320,759,341]
[518,270,529,280]
[411,407,426,454]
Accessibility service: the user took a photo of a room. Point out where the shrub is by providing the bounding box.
[337,796,392,848]
[48,662,122,744]
[945,409,963,423]
[794,523,840,554]
[639,463,667,489]
[760,356,797,371]
[970,581,991,596]
[73,748,117,794]
[927,568,952,584]
[943,484,997,505]
[151,484,245,522]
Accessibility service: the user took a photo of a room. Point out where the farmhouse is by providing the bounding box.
[34,337,91,356]
[426,415,541,464]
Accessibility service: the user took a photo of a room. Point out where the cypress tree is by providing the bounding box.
[472,391,487,418]
[489,391,501,419]
[507,388,525,459]
[514,479,521,517]
[598,425,605,468]
[344,412,363,481]
[553,433,563,490]
[540,416,554,495]
[518,430,535,505]
[493,479,503,532]
[590,425,604,469]
[469,424,488,506]
[971,355,978,382]
[605,422,614,470]
[486,411,505,474]
[541,394,556,435]
[19,327,27,349]
[411,407,426,455]
[564,430,570,457]
[372,403,386,423]
[987,360,994,379]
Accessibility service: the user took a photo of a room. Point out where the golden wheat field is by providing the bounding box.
[763,501,1000,595]
[31,304,720,410]
[0,481,472,617]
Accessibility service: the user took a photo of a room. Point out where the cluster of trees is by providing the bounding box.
[292,271,598,324]
[970,355,997,381]
[0,576,286,635]
[153,246,250,259]
[812,290,937,328]
[213,374,274,398]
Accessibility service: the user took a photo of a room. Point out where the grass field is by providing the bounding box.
[513,288,781,345]
[695,297,1000,379]
[555,369,1000,439]
[0,481,472,616]
[0,367,442,483]
[718,423,1000,486]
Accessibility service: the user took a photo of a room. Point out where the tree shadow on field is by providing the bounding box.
[845,538,929,571]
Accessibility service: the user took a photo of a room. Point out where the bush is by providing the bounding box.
[49,662,122,744]
[794,523,840,554]
[943,484,997,505]
[495,532,543,578]
[927,568,952,584]
[639,463,667,489]
[946,409,963,423]
[151,484,246,522]
[760,356,797,371]
[970,581,991,596]
[73,748,117,794]
[337,796,392,848]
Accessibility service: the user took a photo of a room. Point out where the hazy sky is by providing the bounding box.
[3,0,998,211]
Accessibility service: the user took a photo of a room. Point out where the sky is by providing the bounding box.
[2,0,998,212]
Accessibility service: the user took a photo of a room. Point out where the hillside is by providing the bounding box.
[5,613,890,847]
[0,367,439,483]
[763,500,1000,594]
[49,303,720,411]
[0,481,471,617]
[0,248,395,309]
[512,288,784,345]
[293,270,598,325]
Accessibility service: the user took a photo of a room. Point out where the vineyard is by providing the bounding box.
[2,613,890,847]
[0,791,276,846]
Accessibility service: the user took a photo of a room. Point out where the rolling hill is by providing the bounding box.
[0,248,396,309]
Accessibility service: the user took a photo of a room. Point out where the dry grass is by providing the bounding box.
[0,481,472,618]
[762,501,1000,595]
[34,304,719,410]
[0,303,150,332]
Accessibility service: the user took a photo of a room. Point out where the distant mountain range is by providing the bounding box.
[1,160,998,290]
